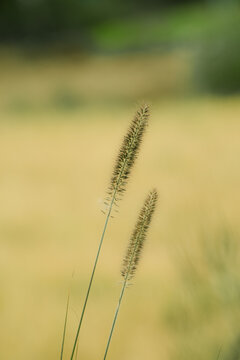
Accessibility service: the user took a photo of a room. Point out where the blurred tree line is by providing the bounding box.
[0,0,205,44]
[0,0,239,94]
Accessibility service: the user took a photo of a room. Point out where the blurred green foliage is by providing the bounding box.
[0,0,240,94]
[0,0,205,45]
[196,7,240,94]
[162,226,240,360]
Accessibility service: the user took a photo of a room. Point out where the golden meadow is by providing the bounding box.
[0,52,240,360]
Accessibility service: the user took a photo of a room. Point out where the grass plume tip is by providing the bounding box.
[106,104,149,208]
[121,189,158,282]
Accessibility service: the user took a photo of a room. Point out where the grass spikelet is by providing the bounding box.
[70,105,150,360]
[102,189,158,360]
[106,104,149,207]
[121,188,158,281]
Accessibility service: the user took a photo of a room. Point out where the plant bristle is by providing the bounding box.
[121,189,158,281]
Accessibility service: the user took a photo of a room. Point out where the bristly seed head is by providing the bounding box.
[121,189,158,282]
[106,104,150,208]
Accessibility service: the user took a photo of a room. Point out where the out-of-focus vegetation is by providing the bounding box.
[1,1,240,94]
[196,6,240,94]
[0,0,204,45]
[0,51,190,115]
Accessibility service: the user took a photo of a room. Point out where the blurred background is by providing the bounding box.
[0,0,240,359]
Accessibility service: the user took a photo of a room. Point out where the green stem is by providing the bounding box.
[70,195,115,360]
[75,340,79,360]
[102,204,150,360]
[103,279,127,360]
[60,293,70,360]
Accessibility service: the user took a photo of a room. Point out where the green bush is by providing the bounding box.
[195,10,240,94]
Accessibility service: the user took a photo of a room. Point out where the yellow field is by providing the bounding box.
[0,54,240,360]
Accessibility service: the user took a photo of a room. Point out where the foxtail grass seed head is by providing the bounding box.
[121,189,158,281]
[106,104,149,210]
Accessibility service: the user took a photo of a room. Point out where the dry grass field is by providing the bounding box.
[0,54,240,360]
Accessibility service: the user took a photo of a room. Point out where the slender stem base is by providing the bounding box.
[60,293,70,360]
[103,279,127,360]
[70,199,114,360]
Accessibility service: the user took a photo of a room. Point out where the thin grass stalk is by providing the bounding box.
[103,278,127,360]
[70,196,115,360]
[103,212,147,360]
[60,293,70,360]
[103,189,158,360]
[103,215,147,359]
[75,341,79,360]
[70,105,149,360]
